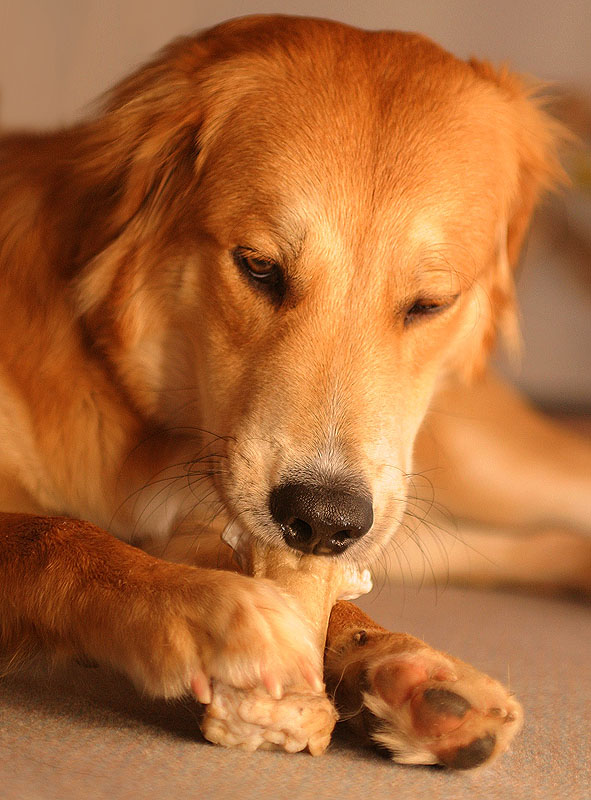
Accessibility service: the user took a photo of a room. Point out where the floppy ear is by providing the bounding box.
[67,37,217,418]
[70,36,208,275]
[469,61,568,263]
[461,60,569,377]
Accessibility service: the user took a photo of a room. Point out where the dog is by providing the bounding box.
[1,14,589,769]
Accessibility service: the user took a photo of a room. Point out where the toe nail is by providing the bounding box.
[263,673,283,699]
[301,660,324,693]
[191,673,212,704]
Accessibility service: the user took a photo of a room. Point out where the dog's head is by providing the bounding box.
[73,16,565,560]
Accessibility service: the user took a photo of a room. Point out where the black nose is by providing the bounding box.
[269,482,373,555]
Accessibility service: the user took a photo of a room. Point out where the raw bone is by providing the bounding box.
[227,529,372,655]
[199,523,372,755]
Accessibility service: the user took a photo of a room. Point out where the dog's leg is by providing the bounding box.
[322,376,587,762]
[379,521,591,595]
[324,600,522,769]
[0,513,322,700]
[415,372,591,532]
[404,372,591,592]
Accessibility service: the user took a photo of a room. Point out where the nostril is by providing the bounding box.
[331,528,355,546]
[286,518,314,547]
[281,518,353,552]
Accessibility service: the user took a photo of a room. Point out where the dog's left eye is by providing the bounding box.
[404,296,458,325]
[233,249,285,300]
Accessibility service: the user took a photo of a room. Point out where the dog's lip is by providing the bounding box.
[221,519,373,599]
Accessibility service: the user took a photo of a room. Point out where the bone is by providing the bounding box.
[198,523,372,755]
[240,535,372,656]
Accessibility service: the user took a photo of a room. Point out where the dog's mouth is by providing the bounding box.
[221,517,373,590]
[216,477,404,573]
[213,436,408,566]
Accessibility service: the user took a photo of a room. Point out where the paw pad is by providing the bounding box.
[439,733,497,770]
[411,687,471,735]
[353,648,522,769]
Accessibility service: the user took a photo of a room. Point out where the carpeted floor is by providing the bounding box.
[2,583,590,800]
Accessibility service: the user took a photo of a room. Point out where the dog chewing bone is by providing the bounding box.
[198,523,372,754]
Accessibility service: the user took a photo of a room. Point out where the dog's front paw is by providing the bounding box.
[194,572,324,695]
[201,682,337,755]
[326,627,522,769]
[127,567,323,701]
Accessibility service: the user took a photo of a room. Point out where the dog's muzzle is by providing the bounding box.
[269,482,374,555]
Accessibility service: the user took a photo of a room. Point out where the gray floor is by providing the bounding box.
[1,583,590,800]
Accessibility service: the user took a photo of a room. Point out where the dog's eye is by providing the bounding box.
[233,249,285,301]
[404,296,458,325]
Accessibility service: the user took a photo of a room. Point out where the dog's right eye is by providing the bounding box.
[232,249,286,302]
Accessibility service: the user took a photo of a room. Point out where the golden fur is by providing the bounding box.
[1,14,589,767]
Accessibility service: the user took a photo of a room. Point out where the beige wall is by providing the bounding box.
[1,0,590,406]
[2,0,591,129]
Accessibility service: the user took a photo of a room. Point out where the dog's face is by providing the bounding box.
[76,17,562,560]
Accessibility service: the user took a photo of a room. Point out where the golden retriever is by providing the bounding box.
[1,14,589,769]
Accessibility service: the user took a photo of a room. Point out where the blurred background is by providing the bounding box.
[1,0,590,410]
